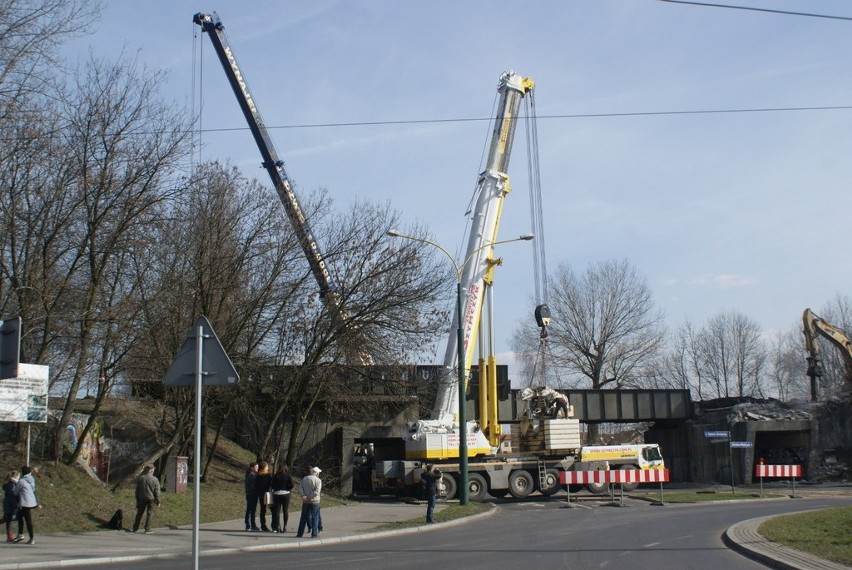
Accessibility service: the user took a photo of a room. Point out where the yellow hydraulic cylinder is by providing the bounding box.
[487,355,499,447]
[478,356,489,435]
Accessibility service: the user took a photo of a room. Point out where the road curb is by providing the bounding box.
[723,512,850,570]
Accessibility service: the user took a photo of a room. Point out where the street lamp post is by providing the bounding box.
[386,229,533,505]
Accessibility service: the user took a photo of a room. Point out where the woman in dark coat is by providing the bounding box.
[3,470,18,542]
[270,464,294,533]
[254,461,272,532]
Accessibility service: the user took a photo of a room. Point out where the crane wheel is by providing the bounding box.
[440,473,457,500]
[467,473,488,501]
[619,465,639,492]
[508,470,534,498]
[539,469,561,496]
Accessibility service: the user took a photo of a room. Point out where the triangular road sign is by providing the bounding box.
[163,316,240,386]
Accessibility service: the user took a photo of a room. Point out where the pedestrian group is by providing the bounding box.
[244,461,321,537]
[3,465,38,544]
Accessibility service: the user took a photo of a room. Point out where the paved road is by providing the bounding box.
[1,489,851,570]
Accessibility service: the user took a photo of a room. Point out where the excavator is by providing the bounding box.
[802,308,852,400]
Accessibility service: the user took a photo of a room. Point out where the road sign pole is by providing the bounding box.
[162,315,238,570]
[729,442,735,495]
[193,325,203,570]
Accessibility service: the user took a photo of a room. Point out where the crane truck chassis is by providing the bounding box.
[367,418,665,500]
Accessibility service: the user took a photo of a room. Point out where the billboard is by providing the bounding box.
[0,363,49,423]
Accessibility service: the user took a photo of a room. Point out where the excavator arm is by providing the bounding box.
[803,308,852,399]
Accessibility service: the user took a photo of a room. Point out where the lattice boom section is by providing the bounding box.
[559,469,670,485]
[755,464,802,478]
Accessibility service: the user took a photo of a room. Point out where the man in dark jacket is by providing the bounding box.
[420,464,442,524]
[131,464,161,534]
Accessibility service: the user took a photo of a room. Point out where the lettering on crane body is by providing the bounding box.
[581,445,644,461]
[446,433,481,447]
[462,284,481,352]
[284,181,308,224]
[223,47,257,115]
[498,114,512,151]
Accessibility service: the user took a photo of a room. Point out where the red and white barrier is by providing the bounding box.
[755,464,801,478]
[560,468,670,485]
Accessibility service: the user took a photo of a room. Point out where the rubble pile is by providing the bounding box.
[727,400,812,423]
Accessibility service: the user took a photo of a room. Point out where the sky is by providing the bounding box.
[65,1,852,385]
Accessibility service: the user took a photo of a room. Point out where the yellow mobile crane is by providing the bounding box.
[402,71,535,462]
[803,308,852,400]
[374,74,664,500]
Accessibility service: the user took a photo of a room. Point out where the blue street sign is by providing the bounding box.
[704,431,730,438]
[730,441,753,448]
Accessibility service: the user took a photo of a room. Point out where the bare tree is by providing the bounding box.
[654,320,703,394]
[124,161,312,473]
[52,54,192,462]
[0,49,193,461]
[267,202,450,464]
[544,259,666,390]
[766,326,809,401]
[0,0,101,116]
[524,259,666,443]
[695,310,767,399]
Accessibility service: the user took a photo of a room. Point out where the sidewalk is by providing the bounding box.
[0,500,471,570]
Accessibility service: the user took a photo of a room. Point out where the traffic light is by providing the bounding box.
[0,317,21,379]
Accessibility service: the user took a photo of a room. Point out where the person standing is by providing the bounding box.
[420,464,442,524]
[295,466,321,538]
[255,461,272,532]
[3,470,19,542]
[244,462,259,531]
[14,466,37,543]
[270,464,293,533]
[131,464,161,534]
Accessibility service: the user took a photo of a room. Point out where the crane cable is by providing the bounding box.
[523,90,556,388]
[191,19,200,171]
[525,91,548,309]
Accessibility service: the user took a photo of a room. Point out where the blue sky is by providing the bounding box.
[66,1,852,383]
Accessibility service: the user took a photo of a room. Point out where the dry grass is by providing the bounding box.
[631,490,782,503]
[759,506,852,566]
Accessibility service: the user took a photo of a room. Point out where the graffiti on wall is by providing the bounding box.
[52,412,156,484]
[60,413,106,479]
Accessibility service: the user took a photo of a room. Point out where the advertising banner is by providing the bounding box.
[0,363,49,423]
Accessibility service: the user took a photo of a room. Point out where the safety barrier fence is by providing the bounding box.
[755,464,802,497]
[559,469,670,507]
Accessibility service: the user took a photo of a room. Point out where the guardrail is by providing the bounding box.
[755,464,802,498]
[559,469,670,507]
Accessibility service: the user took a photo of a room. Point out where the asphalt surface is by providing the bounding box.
[0,494,846,570]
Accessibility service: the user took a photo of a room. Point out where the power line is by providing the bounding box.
[197,104,852,134]
[659,0,852,22]
[3,104,851,143]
